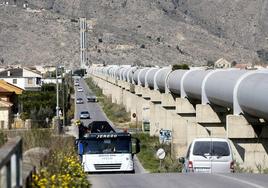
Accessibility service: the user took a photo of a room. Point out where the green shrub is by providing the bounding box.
[31,135,90,187]
[172,64,190,71]
[234,160,254,173]
[134,133,182,173]
[86,78,130,123]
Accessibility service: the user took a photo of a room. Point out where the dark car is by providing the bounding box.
[87,95,97,102]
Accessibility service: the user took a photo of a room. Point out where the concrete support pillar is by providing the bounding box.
[171,114,188,157]
[111,84,117,103]
[186,122,209,145]
[124,92,136,115]
[149,102,158,136]
[142,88,152,100]
[196,104,227,123]
[227,115,268,171]
[175,98,196,115]
[102,81,112,98]
[150,90,162,103]
[161,93,176,108]
[113,86,123,105]
[117,80,131,91]
[134,85,143,96]
[122,90,128,111]
[117,80,124,88]
[149,103,165,136]
[226,115,268,138]
[108,77,116,84]
[130,94,143,122]
[230,139,268,171]
[122,89,137,113]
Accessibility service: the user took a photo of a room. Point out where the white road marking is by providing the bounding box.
[214,174,265,188]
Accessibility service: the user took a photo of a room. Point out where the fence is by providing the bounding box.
[0,136,22,188]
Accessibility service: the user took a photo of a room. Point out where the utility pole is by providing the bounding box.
[61,67,66,127]
[56,65,61,134]
[80,17,87,68]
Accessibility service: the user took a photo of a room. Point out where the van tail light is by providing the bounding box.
[230,161,235,172]
[188,161,194,172]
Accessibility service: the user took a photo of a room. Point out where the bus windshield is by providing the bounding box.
[82,137,131,154]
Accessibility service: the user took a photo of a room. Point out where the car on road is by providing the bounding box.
[80,111,90,119]
[77,87,83,92]
[87,95,97,102]
[76,98,84,104]
[74,82,79,86]
[179,138,234,173]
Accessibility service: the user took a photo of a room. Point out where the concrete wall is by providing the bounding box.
[0,107,11,129]
[90,74,268,172]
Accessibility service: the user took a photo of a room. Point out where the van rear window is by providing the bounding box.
[193,141,230,156]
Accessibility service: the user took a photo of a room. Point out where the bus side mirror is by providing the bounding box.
[76,139,84,155]
[132,138,140,154]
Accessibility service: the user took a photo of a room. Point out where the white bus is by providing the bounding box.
[76,132,140,173]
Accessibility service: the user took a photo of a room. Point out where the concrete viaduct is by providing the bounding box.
[89,65,268,171]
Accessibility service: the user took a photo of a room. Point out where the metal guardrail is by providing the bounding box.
[0,136,22,188]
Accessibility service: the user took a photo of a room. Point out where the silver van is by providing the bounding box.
[179,138,234,173]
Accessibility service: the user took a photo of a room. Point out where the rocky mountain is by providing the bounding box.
[1,0,267,67]
[0,4,80,67]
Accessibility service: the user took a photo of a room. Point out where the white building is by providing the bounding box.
[41,78,62,84]
[0,67,42,91]
[214,58,231,69]
[35,65,56,75]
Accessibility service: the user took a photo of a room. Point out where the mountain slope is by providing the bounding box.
[1,0,266,67]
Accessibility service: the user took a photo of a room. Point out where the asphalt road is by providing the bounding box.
[73,77,268,188]
[75,78,110,125]
[73,77,146,174]
[89,173,268,188]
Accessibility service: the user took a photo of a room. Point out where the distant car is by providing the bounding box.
[179,138,234,173]
[87,95,97,102]
[77,87,83,92]
[76,98,84,104]
[74,82,79,86]
[80,111,90,119]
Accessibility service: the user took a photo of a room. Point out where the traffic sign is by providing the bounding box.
[159,129,172,144]
[156,148,166,160]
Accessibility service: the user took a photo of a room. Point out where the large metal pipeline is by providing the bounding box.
[167,70,188,95]
[122,67,133,81]
[146,68,160,89]
[90,65,268,121]
[155,68,171,92]
[108,66,120,78]
[108,66,119,76]
[119,66,131,80]
[204,70,248,108]
[133,69,141,84]
[99,67,105,75]
[237,72,268,121]
[183,70,211,100]
[102,66,113,76]
[127,67,138,83]
[139,68,151,86]
[115,67,124,79]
